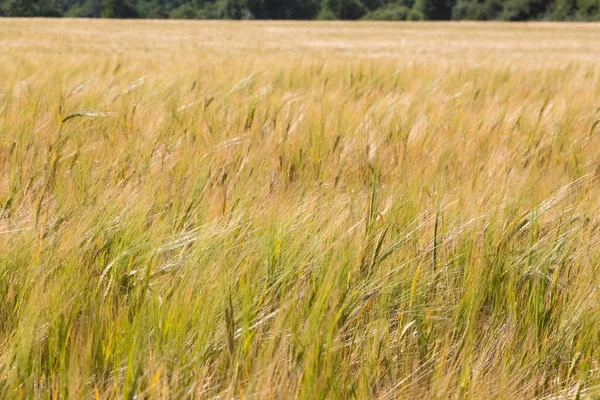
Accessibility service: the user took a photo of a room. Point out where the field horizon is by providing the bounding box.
[2,20,600,398]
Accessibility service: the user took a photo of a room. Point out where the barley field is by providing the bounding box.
[2,19,600,399]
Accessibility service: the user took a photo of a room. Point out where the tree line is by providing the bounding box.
[2,0,599,21]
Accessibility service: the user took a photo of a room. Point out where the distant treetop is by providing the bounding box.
[1,0,599,21]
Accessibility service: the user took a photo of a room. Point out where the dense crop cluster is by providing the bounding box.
[1,20,600,398]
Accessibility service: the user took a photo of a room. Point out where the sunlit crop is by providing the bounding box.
[2,20,600,398]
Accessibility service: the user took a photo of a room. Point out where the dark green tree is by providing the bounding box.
[363,2,410,19]
[326,0,366,19]
[101,0,137,17]
[452,0,503,19]
[412,0,455,19]
[550,0,575,18]
[360,0,381,10]
[1,0,597,21]
[169,1,195,17]
[247,0,320,19]
[575,0,599,19]
[500,0,550,20]
[66,0,102,17]
[8,0,38,15]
